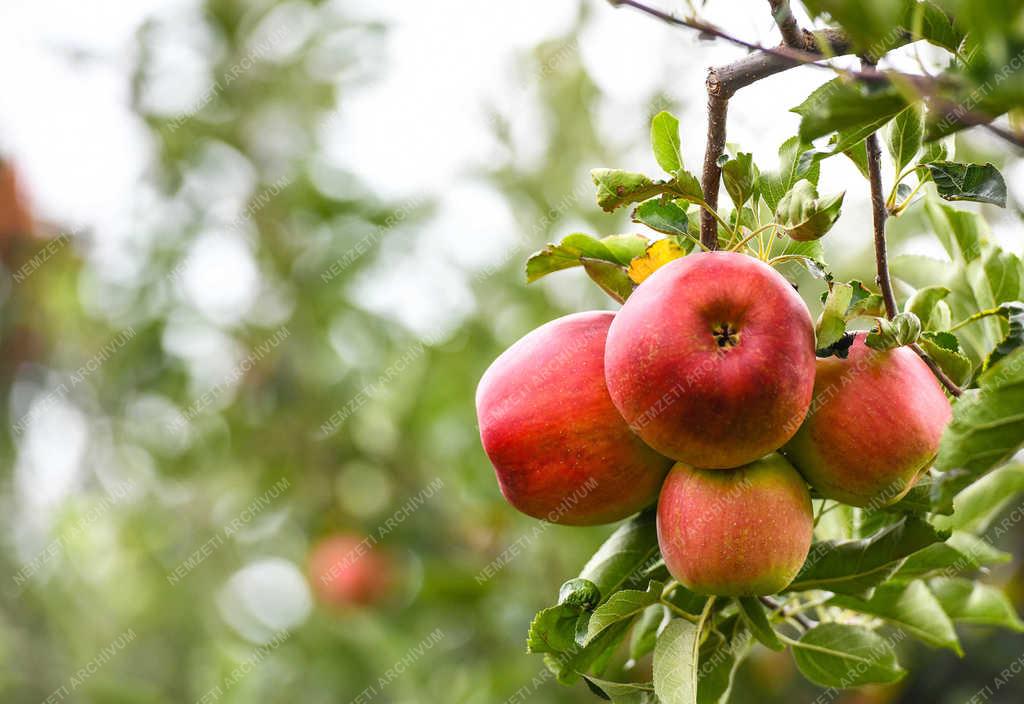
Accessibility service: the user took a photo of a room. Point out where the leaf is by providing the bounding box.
[760,136,820,212]
[601,234,651,266]
[929,577,1024,631]
[829,580,962,653]
[936,348,1024,478]
[905,285,951,330]
[628,239,688,285]
[579,509,662,604]
[697,616,751,704]
[984,301,1024,370]
[924,197,986,264]
[934,463,1024,534]
[920,134,954,164]
[582,258,635,304]
[919,333,974,387]
[528,604,582,654]
[722,152,758,208]
[592,169,663,212]
[653,619,700,704]
[793,79,908,146]
[545,619,634,685]
[866,312,923,350]
[791,623,905,688]
[775,179,845,241]
[915,1,964,52]
[925,161,1007,207]
[630,604,669,661]
[586,581,663,645]
[651,111,683,175]
[632,200,689,238]
[788,516,948,597]
[526,233,616,282]
[887,103,925,173]
[673,171,704,202]
[816,282,854,350]
[838,133,870,177]
[737,597,784,651]
[894,531,1011,581]
[583,676,657,704]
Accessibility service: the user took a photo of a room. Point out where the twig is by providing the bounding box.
[864,76,965,397]
[700,92,729,249]
[768,0,804,48]
[760,595,816,630]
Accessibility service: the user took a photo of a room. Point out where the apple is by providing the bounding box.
[604,251,816,469]
[476,311,673,525]
[783,332,952,507]
[308,534,393,607]
[657,453,813,596]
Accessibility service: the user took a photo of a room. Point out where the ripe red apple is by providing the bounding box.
[476,311,673,525]
[783,332,952,507]
[604,251,816,469]
[657,453,813,596]
[308,534,393,607]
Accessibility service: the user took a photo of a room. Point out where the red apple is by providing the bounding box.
[657,453,813,596]
[476,311,673,525]
[783,332,952,507]
[604,251,816,469]
[308,534,393,607]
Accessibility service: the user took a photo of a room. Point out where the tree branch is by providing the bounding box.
[768,0,805,49]
[865,84,964,397]
[700,92,729,248]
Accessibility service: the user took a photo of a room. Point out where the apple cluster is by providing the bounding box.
[476,251,952,596]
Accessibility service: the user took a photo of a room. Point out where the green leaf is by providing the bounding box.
[600,234,651,266]
[775,179,845,242]
[525,233,616,282]
[651,111,683,175]
[697,616,751,704]
[936,348,1024,478]
[722,152,758,208]
[802,0,911,56]
[632,200,689,238]
[653,619,700,704]
[924,161,1007,207]
[737,597,784,651]
[579,509,661,605]
[919,333,974,386]
[816,282,854,350]
[583,676,657,704]
[893,531,1011,581]
[887,103,925,173]
[559,578,602,610]
[905,285,951,330]
[829,580,962,654]
[914,1,964,52]
[920,135,955,164]
[673,171,704,202]
[866,312,923,350]
[527,604,582,654]
[793,79,909,146]
[788,516,948,597]
[759,136,820,212]
[924,197,986,264]
[586,581,663,645]
[630,604,669,661]
[934,463,1024,534]
[545,619,634,684]
[984,301,1024,370]
[839,135,870,178]
[929,577,1024,631]
[592,169,663,213]
[581,258,635,304]
[791,623,906,688]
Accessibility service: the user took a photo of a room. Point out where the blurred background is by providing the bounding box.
[0,0,1021,702]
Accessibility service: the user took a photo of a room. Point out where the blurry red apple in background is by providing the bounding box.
[476,311,672,525]
[605,251,816,469]
[657,453,813,596]
[783,332,952,507]
[308,534,393,607]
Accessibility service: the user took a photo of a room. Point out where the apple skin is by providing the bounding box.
[657,453,813,596]
[476,311,673,525]
[604,251,816,469]
[783,332,952,507]
[308,534,393,607]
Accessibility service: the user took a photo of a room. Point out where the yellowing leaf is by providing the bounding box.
[628,239,686,285]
